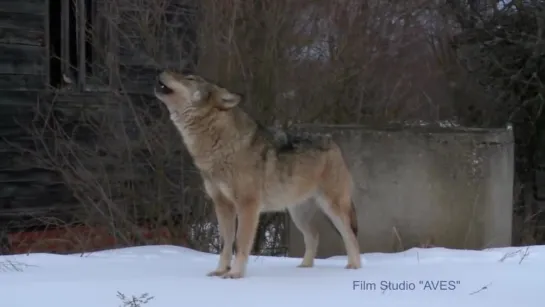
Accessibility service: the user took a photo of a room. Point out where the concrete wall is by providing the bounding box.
[286,125,514,258]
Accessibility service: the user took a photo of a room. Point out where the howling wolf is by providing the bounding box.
[154,71,361,279]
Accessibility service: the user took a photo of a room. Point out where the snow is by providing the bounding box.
[1,245,544,307]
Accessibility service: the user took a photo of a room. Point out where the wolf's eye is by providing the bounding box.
[156,80,174,95]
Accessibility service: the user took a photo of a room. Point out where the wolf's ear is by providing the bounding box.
[215,88,241,110]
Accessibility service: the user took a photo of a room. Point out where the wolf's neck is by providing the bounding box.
[170,106,256,160]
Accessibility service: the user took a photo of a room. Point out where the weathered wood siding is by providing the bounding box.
[0,0,200,250]
[0,92,68,235]
[0,0,48,238]
[0,0,46,91]
[1,92,137,234]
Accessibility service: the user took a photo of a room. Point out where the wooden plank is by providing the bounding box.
[0,91,40,107]
[0,126,35,140]
[0,43,45,75]
[0,74,44,90]
[0,11,44,31]
[0,0,46,15]
[0,168,61,184]
[0,153,44,172]
[0,27,44,46]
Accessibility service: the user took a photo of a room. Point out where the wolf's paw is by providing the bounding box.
[345,263,361,269]
[221,270,244,279]
[297,262,314,268]
[207,267,230,277]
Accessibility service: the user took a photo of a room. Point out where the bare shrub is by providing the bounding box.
[196,0,460,126]
[116,292,154,307]
[17,91,206,252]
[0,259,29,272]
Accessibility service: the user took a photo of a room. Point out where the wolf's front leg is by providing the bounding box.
[222,200,260,279]
[207,201,236,277]
[204,181,236,277]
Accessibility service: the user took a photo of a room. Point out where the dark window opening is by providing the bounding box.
[85,0,94,76]
[48,0,61,88]
[68,0,78,84]
[48,0,94,89]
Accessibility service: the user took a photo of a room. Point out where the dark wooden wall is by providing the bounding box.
[0,0,50,236]
[0,0,200,252]
[0,0,46,91]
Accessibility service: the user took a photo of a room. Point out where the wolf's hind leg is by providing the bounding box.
[316,193,361,269]
[288,202,320,268]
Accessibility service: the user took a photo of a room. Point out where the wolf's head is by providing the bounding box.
[154,71,241,112]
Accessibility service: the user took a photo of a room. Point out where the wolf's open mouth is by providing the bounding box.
[155,80,174,95]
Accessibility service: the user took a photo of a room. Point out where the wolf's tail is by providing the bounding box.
[349,201,358,236]
[325,200,358,237]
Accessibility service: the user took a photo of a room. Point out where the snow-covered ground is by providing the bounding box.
[1,245,543,307]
